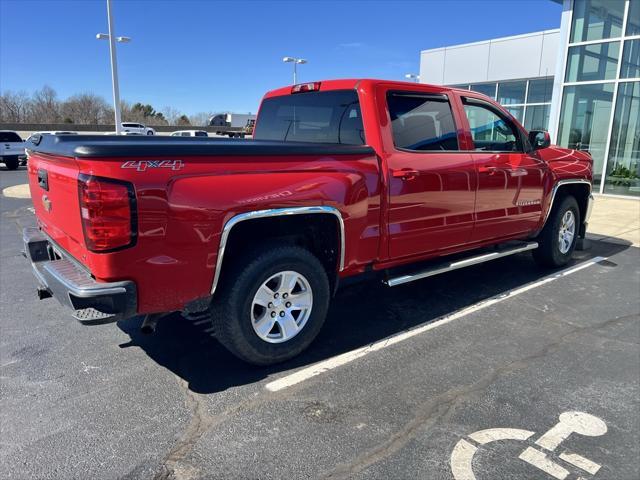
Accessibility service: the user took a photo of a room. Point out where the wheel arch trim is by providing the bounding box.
[541,179,592,230]
[210,206,346,295]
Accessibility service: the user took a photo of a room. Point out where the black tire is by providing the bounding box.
[3,157,19,170]
[146,130,154,136]
[211,245,330,365]
[533,195,580,268]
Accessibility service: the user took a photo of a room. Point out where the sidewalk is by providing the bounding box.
[588,195,640,247]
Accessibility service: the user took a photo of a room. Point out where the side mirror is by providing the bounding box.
[529,130,550,150]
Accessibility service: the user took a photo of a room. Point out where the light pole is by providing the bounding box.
[97,0,130,135]
[405,73,420,83]
[282,56,307,84]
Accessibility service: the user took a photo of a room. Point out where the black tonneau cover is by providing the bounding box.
[26,134,374,158]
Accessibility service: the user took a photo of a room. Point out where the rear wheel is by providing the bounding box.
[3,157,19,170]
[533,195,580,267]
[211,245,330,365]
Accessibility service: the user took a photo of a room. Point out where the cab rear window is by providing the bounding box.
[254,90,365,145]
[0,132,22,142]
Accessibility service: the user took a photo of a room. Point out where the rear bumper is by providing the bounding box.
[23,227,137,324]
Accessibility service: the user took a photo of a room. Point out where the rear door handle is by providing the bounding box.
[392,169,420,180]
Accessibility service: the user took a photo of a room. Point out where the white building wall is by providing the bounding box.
[419,29,560,85]
[548,0,573,143]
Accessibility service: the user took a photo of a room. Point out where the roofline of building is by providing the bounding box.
[420,28,561,54]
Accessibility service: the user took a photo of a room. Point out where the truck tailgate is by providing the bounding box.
[26,152,85,259]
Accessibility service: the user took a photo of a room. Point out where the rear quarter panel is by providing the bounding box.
[76,153,381,314]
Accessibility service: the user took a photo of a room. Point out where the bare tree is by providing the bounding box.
[188,112,211,127]
[0,90,32,123]
[61,93,111,124]
[30,85,60,123]
[0,85,216,128]
[162,106,181,125]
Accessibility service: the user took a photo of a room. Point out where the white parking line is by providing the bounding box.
[265,256,605,392]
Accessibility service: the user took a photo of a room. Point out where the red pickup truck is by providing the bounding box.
[24,79,594,365]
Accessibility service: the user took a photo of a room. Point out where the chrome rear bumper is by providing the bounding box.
[23,227,137,324]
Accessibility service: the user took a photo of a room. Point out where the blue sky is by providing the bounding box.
[0,0,562,115]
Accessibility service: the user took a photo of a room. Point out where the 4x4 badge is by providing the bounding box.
[121,160,184,172]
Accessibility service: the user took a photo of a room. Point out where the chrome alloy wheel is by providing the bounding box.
[558,210,576,254]
[251,270,313,343]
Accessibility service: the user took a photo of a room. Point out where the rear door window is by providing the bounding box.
[0,132,22,142]
[387,93,459,151]
[253,90,365,145]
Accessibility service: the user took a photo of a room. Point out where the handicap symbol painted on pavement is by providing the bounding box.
[450,411,607,480]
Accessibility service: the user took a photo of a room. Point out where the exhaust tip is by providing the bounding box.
[37,287,52,300]
[140,313,164,334]
[140,324,156,335]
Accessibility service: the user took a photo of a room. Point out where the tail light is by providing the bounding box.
[78,174,137,252]
[291,82,321,94]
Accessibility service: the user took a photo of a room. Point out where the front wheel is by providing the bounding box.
[533,195,580,267]
[211,245,330,365]
[146,130,154,135]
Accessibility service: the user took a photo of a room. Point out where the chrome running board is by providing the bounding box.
[384,241,538,287]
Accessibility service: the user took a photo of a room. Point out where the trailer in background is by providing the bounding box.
[208,113,256,137]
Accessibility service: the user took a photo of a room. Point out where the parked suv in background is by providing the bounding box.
[121,123,155,135]
[0,131,26,170]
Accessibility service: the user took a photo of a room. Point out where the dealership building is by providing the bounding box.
[420,0,639,198]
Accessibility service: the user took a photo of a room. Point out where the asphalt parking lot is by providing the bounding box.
[1,166,639,480]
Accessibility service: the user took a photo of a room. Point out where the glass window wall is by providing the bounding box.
[524,104,551,131]
[557,83,615,188]
[498,81,527,105]
[621,39,640,79]
[469,83,497,99]
[627,0,640,36]
[527,78,554,104]
[460,78,554,130]
[565,42,620,82]
[570,0,625,42]
[506,106,524,123]
[604,81,640,196]
[556,0,640,196]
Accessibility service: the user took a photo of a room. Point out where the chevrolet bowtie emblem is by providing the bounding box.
[42,194,52,212]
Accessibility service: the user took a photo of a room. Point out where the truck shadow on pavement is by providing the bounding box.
[117,239,630,394]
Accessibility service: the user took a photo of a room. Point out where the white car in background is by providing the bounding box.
[0,131,26,170]
[170,130,208,137]
[121,122,155,135]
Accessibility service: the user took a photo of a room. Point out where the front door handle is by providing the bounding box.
[392,169,419,180]
[478,165,498,175]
